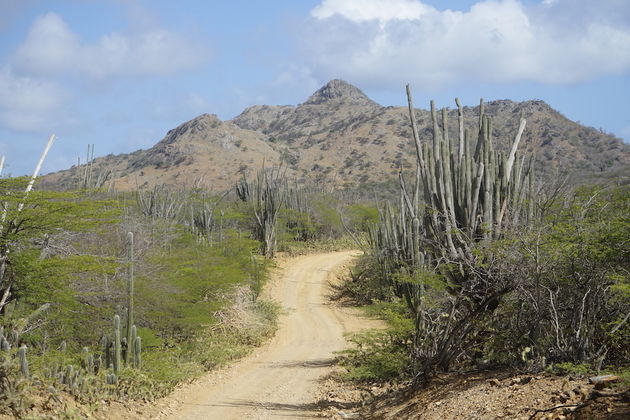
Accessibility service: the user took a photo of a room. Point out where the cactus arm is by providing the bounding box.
[455,98,464,163]
[505,118,527,184]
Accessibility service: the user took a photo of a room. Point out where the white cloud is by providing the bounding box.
[304,0,630,87]
[14,12,210,81]
[0,67,69,132]
[311,0,433,23]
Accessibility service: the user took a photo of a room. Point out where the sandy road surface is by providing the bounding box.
[164,250,363,420]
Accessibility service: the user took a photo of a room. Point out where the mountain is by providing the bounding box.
[43,80,630,191]
[43,114,287,190]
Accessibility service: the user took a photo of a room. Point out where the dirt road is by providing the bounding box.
[163,250,365,419]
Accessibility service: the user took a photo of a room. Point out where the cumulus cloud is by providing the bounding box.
[303,0,630,88]
[0,67,69,132]
[14,12,210,81]
[312,0,433,23]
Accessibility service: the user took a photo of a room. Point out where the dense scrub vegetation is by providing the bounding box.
[0,177,285,416]
[338,90,629,386]
[342,186,629,382]
[0,161,377,417]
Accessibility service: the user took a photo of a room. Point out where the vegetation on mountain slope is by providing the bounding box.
[42,80,630,192]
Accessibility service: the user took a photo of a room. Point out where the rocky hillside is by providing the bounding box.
[43,80,630,191]
[43,114,287,191]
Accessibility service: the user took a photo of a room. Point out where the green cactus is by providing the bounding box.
[82,347,95,374]
[133,336,141,369]
[87,354,94,374]
[64,365,74,386]
[18,345,29,377]
[121,337,128,363]
[106,372,117,385]
[101,336,110,368]
[8,328,18,344]
[130,325,137,347]
[1,335,10,351]
[126,232,134,366]
[236,167,286,258]
[369,86,536,374]
[113,314,121,373]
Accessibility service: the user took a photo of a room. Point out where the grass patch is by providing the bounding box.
[338,301,413,383]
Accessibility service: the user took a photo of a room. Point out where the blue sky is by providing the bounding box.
[1,0,629,176]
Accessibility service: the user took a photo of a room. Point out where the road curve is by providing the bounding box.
[167,250,360,420]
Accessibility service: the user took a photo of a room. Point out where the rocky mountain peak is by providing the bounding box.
[304,79,377,106]
[158,114,222,145]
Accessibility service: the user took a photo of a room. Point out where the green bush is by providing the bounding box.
[339,302,413,383]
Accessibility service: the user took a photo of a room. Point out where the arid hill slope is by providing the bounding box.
[43,80,630,191]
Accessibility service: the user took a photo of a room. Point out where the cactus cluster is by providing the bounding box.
[371,88,535,283]
[0,328,29,377]
[368,86,537,374]
[76,143,114,189]
[236,167,286,257]
[136,185,185,220]
[44,357,103,395]
[189,191,228,245]
[283,181,317,242]
[104,315,141,373]
[105,372,118,385]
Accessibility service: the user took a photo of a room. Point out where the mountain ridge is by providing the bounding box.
[42,80,630,191]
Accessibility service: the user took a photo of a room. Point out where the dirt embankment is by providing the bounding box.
[357,371,629,420]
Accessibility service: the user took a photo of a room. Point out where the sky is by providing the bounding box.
[0,0,629,176]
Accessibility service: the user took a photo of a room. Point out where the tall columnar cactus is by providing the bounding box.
[125,232,134,365]
[236,167,286,258]
[369,86,536,374]
[0,336,9,351]
[133,336,141,369]
[113,314,121,373]
[0,328,10,351]
[282,181,315,242]
[135,184,186,220]
[379,87,534,274]
[18,345,29,377]
[101,336,110,368]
